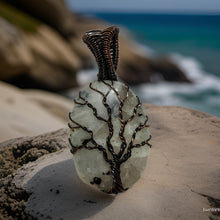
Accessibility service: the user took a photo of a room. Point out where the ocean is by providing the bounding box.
[77,13,220,117]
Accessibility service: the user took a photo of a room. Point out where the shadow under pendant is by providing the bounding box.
[68,26,151,194]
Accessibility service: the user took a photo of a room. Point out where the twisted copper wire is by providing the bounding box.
[82,26,119,81]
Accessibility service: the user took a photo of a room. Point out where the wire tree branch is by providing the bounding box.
[69,26,151,194]
[74,91,108,122]
[68,113,112,163]
[68,82,151,193]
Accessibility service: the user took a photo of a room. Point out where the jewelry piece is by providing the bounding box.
[68,26,151,194]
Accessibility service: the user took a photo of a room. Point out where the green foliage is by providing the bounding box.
[0,1,41,32]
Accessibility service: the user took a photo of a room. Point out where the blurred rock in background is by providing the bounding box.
[0,0,191,92]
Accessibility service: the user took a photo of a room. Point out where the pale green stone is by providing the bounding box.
[69,80,151,193]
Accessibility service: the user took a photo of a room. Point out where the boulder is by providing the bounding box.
[0,17,33,80]
[5,0,75,37]
[22,25,80,91]
[0,81,72,142]
[149,58,191,83]
[0,103,219,219]
[118,50,152,84]
[1,0,191,90]
[0,20,80,90]
[0,1,80,91]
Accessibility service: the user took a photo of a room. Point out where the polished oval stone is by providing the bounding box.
[69,80,151,193]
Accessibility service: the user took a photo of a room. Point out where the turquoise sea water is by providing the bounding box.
[80,13,220,117]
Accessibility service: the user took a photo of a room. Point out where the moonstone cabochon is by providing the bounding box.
[69,80,151,193]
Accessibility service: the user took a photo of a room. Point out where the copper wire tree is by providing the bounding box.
[68,26,151,194]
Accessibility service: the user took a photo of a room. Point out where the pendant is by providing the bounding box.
[68,26,151,194]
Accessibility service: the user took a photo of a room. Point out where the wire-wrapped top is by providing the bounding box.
[82,26,119,81]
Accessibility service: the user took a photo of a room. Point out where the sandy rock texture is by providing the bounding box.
[0,102,219,219]
[0,129,69,220]
[0,81,72,142]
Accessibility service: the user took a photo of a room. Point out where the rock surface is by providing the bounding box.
[0,81,72,142]
[0,17,33,80]
[22,25,80,91]
[0,103,219,219]
[6,0,76,37]
[0,129,69,220]
[0,1,80,91]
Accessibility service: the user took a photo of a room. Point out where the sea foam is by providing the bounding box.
[67,52,220,117]
[135,52,220,116]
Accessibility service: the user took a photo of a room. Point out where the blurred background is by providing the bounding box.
[0,0,220,117]
[67,0,220,117]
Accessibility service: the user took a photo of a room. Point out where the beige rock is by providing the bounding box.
[0,81,72,142]
[4,103,219,220]
[19,24,81,90]
[0,16,80,90]
[0,18,33,79]
[7,0,75,36]
[25,25,80,70]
